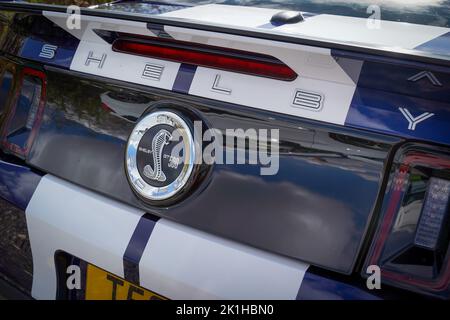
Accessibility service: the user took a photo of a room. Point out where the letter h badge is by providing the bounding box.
[85,51,107,69]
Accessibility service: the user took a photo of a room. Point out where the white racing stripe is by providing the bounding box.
[279,14,449,50]
[164,26,358,125]
[162,25,358,85]
[25,175,309,299]
[42,5,449,128]
[69,40,181,91]
[139,219,308,299]
[189,66,356,124]
[45,10,361,126]
[44,11,182,91]
[161,4,283,29]
[25,175,145,299]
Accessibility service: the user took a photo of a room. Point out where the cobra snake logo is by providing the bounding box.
[143,129,172,182]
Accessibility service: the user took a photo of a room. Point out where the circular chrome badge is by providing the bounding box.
[126,111,196,202]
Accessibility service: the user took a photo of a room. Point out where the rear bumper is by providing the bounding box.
[0,164,399,299]
[0,4,448,300]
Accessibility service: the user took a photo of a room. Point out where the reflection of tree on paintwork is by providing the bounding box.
[45,69,159,140]
[27,0,108,7]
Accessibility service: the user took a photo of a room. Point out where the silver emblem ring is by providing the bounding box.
[126,111,196,201]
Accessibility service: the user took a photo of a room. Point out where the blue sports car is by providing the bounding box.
[0,0,448,300]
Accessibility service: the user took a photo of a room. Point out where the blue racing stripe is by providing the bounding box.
[0,160,42,210]
[123,213,159,285]
[172,63,197,94]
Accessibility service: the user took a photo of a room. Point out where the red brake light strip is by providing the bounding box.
[1,67,46,157]
[112,39,297,81]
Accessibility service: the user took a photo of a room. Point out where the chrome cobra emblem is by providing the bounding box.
[143,129,172,182]
[125,110,196,202]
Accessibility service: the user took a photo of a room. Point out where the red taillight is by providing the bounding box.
[100,102,114,113]
[1,67,46,158]
[364,144,450,299]
[112,39,297,81]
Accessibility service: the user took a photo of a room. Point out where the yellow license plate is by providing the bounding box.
[85,264,166,300]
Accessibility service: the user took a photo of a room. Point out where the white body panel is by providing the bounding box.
[45,11,181,91]
[26,175,144,299]
[26,175,309,299]
[45,11,360,126]
[140,219,308,299]
[43,5,450,127]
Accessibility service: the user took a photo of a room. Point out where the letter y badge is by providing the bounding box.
[399,107,434,131]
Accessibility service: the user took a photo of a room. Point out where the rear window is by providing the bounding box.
[179,0,450,27]
[13,1,450,27]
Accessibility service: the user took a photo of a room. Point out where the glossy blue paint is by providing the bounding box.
[297,271,380,300]
[356,60,450,103]
[335,50,450,146]
[18,20,79,69]
[345,87,450,146]
[0,160,42,210]
[20,37,78,69]
[331,49,450,73]
[415,32,450,58]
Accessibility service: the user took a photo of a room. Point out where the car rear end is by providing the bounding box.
[0,0,449,300]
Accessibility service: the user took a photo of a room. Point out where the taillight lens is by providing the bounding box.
[112,38,297,81]
[1,67,46,158]
[364,144,450,299]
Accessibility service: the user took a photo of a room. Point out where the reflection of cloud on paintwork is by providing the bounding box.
[0,164,39,207]
[99,92,152,123]
[298,155,381,182]
[347,107,393,132]
[206,169,361,271]
[30,129,131,200]
[46,100,132,141]
[279,129,386,182]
